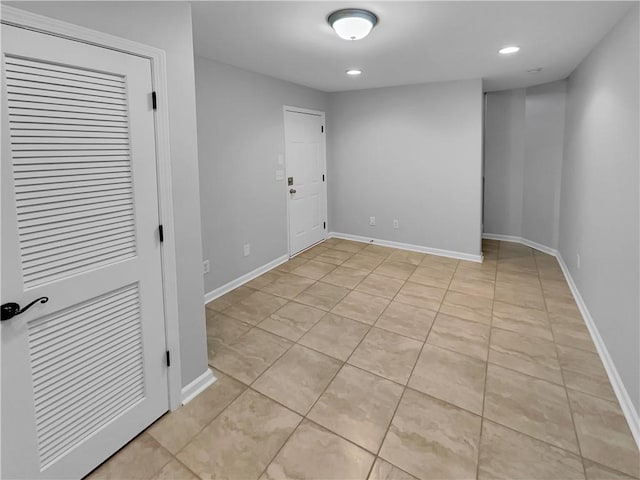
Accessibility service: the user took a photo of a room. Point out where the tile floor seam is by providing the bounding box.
[365,257,461,480]
[533,255,587,464]
[244,261,400,474]
[484,359,564,386]
[475,240,499,480]
[564,382,627,406]
[341,265,412,368]
[171,454,207,480]
[478,416,591,465]
[169,382,250,459]
[170,376,250,456]
[252,397,306,480]
[534,251,589,479]
[344,257,419,480]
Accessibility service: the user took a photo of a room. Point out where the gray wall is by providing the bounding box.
[523,82,566,248]
[484,89,526,238]
[195,58,327,293]
[484,81,566,250]
[328,79,484,257]
[8,1,208,388]
[560,6,639,413]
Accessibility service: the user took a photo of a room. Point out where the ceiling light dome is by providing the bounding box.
[499,45,520,55]
[328,9,378,41]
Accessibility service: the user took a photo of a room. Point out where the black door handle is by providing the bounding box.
[1,297,48,321]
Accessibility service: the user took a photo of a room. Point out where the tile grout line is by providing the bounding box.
[364,255,461,479]
[474,239,500,480]
[534,250,589,478]
[360,256,420,478]
[255,243,396,476]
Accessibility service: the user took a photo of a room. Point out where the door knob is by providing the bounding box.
[1,297,48,321]
[289,189,297,194]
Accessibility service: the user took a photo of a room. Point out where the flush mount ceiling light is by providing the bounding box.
[328,9,378,41]
[346,69,362,76]
[499,45,520,55]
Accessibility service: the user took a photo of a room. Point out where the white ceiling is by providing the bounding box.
[191,1,634,93]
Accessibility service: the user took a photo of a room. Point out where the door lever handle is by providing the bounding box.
[289,189,297,194]
[1,297,48,321]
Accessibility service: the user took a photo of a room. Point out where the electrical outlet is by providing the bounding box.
[393,219,399,229]
[369,216,376,226]
[203,260,210,275]
[243,244,251,257]
[576,253,581,269]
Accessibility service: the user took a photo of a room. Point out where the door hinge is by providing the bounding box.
[165,350,171,367]
[152,91,157,110]
[321,125,324,133]
[322,174,325,182]
[158,224,164,243]
[323,221,326,229]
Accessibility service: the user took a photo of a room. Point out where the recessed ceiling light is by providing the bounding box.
[328,9,378,41]
[499,46,520,55]
[346,69,362,76]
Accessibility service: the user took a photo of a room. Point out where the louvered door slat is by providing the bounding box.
[24,229,134,258]
[34,336,140,405]
[7,85,127,106]
[18,178,131,195]
[25,248,137,284]
[18,212,133,238]
[8,54,136,289]
[13,137,129,145]
[32,310,139,377]
[29,287,137,343]
[6,57,127,84]
[36,352,143,427]
[19,215,132,246]
[10,99,128,114]
[38,373,143,460]
[39,374,144,466]
[11,129,129,138]
[27,282,144,469]
[8,96,128,111]
[24,234,135,267]
[18,200,133,223]
[7,70,127,92]
[10,108,128,122]
[7,73,126,97]
[15,162,131,173]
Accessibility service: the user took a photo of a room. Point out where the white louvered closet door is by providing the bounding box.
[1,25,168,479]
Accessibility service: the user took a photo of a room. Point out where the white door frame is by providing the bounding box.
[0,6,183,411]
[282,105,328,257]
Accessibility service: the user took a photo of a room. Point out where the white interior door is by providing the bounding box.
[1,25,168,479]
[284,109,327,255]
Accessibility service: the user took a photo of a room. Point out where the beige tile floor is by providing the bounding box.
[87,239,639,480]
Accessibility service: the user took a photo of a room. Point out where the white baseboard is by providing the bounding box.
[555,255,640,448]
[484,233,640,448]
[181,368,216,405]
[482,233,558,256]
[203,254,289,305]
[329,232,483,263]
